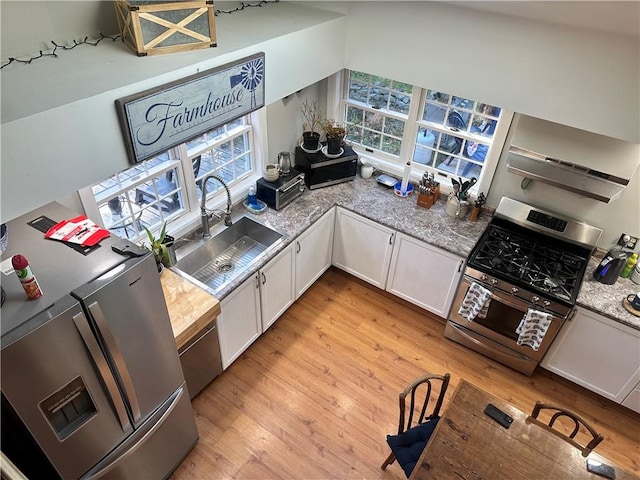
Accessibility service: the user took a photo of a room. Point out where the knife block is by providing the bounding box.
[416,186,440,209]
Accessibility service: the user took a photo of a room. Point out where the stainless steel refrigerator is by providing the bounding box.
[1,202,198,479]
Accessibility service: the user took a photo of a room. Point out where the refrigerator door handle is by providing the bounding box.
[81,386,186,480]
[88,301,142,423]
[72,311,132,432]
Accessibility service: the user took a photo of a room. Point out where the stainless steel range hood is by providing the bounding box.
[507,146,628,203]
[507,115,639,203]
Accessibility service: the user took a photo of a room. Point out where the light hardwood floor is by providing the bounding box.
[171,267,640,479]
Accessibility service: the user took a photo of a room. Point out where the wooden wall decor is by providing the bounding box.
[114,0,216,56]
[115,53,265,164]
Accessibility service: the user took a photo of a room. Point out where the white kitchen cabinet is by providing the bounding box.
[541,307,640,403]
[622,382,640,414]
[216,274,262,370]
[260,244,295,332]
[332,207,395,289]
[295,208,335,298]
[386,232,464,318]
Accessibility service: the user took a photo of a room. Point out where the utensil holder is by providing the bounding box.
[469,206,482,222]
[416,185,440,209]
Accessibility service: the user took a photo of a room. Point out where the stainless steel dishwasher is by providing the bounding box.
[178,319,223,399]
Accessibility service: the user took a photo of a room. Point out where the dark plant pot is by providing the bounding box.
[326,136,343,155]
[302,131,320,151]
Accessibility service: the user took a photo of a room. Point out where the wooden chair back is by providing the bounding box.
[529,401,604,456]
[395,373,450,435]
[381,373,451,474]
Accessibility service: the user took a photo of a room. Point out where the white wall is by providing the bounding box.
[339,1,639,144]
[266,81,327,164]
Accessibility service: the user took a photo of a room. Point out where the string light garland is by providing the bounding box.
[216,0,279,15]
[1,0,280,70]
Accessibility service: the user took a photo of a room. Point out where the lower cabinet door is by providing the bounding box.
[622,383,640,413]
[332,207,394,289]
[295,208,335,298]
[541,307,640,403]
[260,244,295,332]
[386,232,464,318]
[216,274,262,370]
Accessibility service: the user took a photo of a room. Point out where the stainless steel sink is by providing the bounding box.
[173,217,283,295]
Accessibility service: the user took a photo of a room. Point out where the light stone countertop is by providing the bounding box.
[173,174,640,331]
[577,253,640,331]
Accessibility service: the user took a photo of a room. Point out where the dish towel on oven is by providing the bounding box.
[516,308,553,351]
[457,282,492,322]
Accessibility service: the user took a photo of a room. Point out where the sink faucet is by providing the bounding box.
[200,174,233,238]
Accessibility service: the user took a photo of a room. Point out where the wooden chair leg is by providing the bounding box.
[381,451,396,470]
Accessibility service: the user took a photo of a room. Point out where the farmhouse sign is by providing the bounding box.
[115,52,265,164]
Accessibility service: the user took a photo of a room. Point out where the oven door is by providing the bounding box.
[448,275,564,363]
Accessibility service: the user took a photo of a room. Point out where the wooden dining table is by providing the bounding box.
[409,379,638,480]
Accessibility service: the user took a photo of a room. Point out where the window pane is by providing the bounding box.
[384,117,405,137]
[364,110,383,131]
[388,89,411,114]
[348,80,368,103]
[447,110,469,132]
[346,105,364,124]
[413,128,437,166]
[426,90,450,105]
[362,131,381,150]
[369,87,389,109]
[451,96,474,110]
[382,136,401,155]
[423,102,446,123]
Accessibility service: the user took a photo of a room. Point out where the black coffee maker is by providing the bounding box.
[593,248,628,284]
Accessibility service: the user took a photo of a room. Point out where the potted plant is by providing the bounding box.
[143,222,175,271]
[322,118,346,155]
[300,99,323,151]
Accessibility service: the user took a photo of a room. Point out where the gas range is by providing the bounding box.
[466,197,602,309]
[445,197,603,375]
[467,219,591,308]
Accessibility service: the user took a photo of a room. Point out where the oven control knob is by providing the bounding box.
[490,278,498,285]
[481,274,488,281]
[511,287,519,294]
[543,300,551,307]
[532,296,540,303]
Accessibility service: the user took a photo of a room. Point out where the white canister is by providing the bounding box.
[631,263,640,284]
[360,161,377,179]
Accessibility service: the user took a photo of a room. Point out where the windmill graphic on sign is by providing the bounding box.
[230,57,264,109]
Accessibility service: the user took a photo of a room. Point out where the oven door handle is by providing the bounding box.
[462,278,528,313]
[463,278,552,316]
[280,180,302,193]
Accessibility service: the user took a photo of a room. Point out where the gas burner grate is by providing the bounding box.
[468,223,589,303]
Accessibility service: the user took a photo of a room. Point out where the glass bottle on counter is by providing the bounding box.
[620,253,638,278]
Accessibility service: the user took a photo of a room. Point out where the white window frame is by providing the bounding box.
[79,108,267,243]
[328,70,513,198]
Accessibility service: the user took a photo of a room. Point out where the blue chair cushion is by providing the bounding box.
[386,417,440,478]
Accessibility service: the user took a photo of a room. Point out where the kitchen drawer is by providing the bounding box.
[178,321,223,399]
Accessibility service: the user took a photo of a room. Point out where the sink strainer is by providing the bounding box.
[216,261,234,273]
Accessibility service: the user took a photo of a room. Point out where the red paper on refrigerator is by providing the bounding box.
[45,215,110,247]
